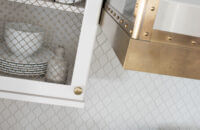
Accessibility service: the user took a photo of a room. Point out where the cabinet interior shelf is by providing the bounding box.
[8,0,85,14]
[0,0,103,108]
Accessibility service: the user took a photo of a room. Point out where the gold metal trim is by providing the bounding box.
[124,39,200,80]
[151,30,200,48]
[132,0,147,39]
[134,0,139,17]
[74,87,83,95]
[138,0,160,40]
[104,4,134,36]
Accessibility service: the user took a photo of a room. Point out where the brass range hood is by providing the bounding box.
[100,0,200,79]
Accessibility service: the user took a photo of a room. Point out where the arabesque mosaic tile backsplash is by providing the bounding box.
[0,28,200,130]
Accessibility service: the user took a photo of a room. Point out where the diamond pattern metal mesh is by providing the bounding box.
[0,0,85,84]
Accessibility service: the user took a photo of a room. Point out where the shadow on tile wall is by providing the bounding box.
[158,125,200,130]
[0,28,200,130]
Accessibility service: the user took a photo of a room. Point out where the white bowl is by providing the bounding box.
[55,0,82,4]
[4,22,44,57]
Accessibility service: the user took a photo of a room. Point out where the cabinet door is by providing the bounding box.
[100,0,200,80]
[0,0,103,108]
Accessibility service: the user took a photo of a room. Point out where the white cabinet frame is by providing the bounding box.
[0,0,103,108]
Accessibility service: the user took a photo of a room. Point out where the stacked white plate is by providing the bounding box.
[55,0,82,4]
[0,42,54,76]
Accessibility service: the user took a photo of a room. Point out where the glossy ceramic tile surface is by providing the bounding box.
[0,28,200,129]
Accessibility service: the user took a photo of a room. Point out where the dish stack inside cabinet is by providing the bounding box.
[0,0,85,85]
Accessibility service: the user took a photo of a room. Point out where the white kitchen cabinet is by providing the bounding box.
[0,0,104,108]
[1,0,200,108]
